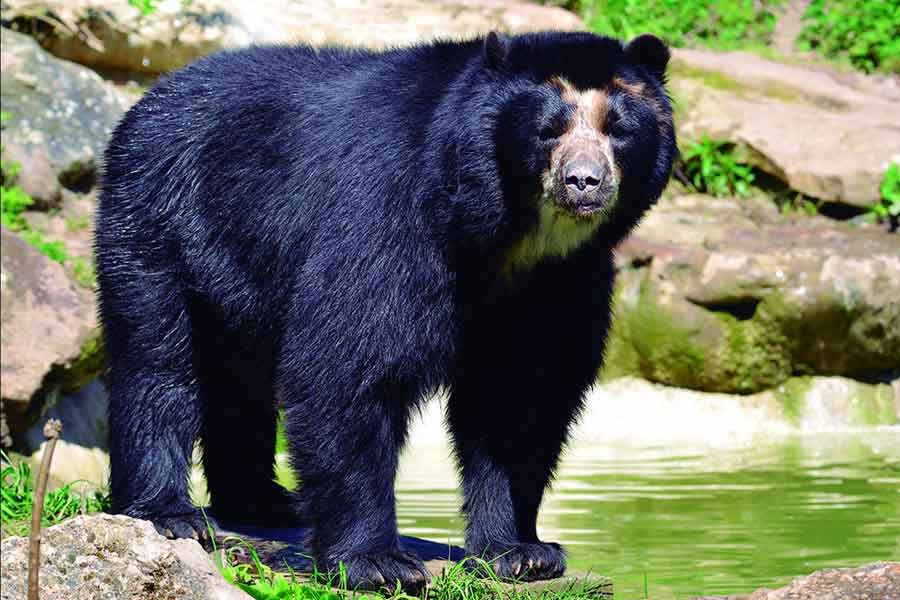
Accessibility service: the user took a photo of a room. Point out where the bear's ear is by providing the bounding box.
[484,31,509,70]
[624,34,670,81]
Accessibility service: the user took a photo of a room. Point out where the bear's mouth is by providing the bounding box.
[551,184,618,220]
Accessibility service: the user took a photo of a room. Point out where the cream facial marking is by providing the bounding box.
[502,78,623,277]
[551,78,622,199]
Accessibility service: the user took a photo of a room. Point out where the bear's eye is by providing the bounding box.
[538,113,568,141]
[605,109,629,137]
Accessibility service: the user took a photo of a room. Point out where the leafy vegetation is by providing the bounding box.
[871,162,900,222]
[679,135,755,197]
[580,0,783,50]
[798,0,900,73]
[0,451,110,537]
[128,0,192,16]
[128,0,161,15]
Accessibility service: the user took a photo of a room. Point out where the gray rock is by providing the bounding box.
[1,0,583,77]
[696,561,899,600]
[0,226,102,442]
[670,48,900,208]
[0,514,251,600]
[605,194,900,393]
[0,28,128,202]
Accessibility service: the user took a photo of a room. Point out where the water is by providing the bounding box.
[395,429,900,599]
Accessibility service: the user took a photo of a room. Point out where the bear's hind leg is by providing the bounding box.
[195,345,297,529]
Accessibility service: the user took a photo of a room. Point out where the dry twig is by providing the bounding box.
[27,419,63,600]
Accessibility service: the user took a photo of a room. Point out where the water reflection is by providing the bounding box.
[396,429,900,598]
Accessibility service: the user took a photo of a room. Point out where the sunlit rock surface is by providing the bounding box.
[697,562,899,600]
[0,514,251,600]
[0,0,582,77]
[670,48,900,209]
[0,228,101,439]
[0,29,128,205]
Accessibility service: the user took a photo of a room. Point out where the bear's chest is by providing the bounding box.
[501,202,602,276]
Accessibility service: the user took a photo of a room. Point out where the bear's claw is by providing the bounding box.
[467,542,566,582]
[151,511,215,549]
[326,547,431,594]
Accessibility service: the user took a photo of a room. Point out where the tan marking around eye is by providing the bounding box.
[611,75,672,135]
[612,76,646,97]
[549,77,610,132]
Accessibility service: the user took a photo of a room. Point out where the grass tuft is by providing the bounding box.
[0,451,110,537]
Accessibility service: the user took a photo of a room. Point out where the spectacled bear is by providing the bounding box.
[97,31,675,592]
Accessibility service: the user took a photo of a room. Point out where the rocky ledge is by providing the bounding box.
[606,194,900,395]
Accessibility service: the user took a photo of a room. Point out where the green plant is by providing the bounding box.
[0,451,110,537]
[581,0,783,50]
[72,257,98,288]
[679,135,755,197]
[128,0,160,15]
[128,0,193,16]
[871,162,900,221]
[798,0,900,73]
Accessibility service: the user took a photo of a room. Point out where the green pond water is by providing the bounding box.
[394,429,900,599]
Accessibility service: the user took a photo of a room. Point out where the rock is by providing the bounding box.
[605,194,900,394]
[0,226,103,442]
[670,48,900,208]
[22,189,99,289]
[27,438,109,491]
[697,562,900,600]
[1,0,583,77]
[0,514,251,600]
[0,28,129,202]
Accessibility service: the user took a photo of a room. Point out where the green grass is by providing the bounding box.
[215,533,611,600]
[0,451,110,537]
[797,0,900,73]
[580,0,783,51]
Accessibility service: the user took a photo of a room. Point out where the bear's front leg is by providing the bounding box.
[448,421,568,581]
[281,379,429,593]
[449,356,591,581]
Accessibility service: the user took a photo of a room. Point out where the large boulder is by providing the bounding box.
[0,514,251,600]
[670,48,900,209]
[0,28,129,205]
[604,194,900,394]
[0,226,102,442]
[1,0,583,77]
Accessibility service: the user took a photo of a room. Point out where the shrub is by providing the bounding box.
[872,162,900,221]
[798,0,900,73]
[679,136,755,197]
[581,0,783,50]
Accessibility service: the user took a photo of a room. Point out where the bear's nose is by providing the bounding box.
[564,158,605,192]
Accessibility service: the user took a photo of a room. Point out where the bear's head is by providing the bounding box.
[482,31,676,272]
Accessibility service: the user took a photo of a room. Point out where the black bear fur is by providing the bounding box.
[96,31,676,591]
